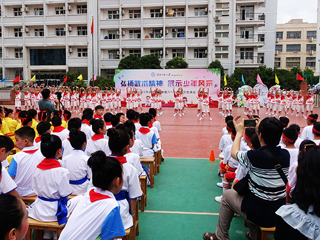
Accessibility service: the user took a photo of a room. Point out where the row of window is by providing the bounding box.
[276,31,317,39]
[13,5,87,16]
[10,48,88,59]
[12,26,87,37]
[275,44,316,52]
[274,57,316,68]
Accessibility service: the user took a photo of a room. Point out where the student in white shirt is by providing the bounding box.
[86,119,110,157]
[59,152,126,240]
[103,112,113,132]
[311,122,320,145]
[149,108,161,133]
[218,120,234,159]
[222,116,234,135]
[8,127,43,197]
[51,116,69,142]
[81,109,95,142]
[300,114,318,140]
[62,118,82,159]
[288,124,304,149]
[34,121,51,149]
[124,120,143,157]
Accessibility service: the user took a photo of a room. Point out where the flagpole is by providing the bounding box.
[91,16,94,88]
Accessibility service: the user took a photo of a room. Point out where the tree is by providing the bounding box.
[208,60,225,88]
[97,77,115,89]
[227,68,248,91]
[70,80,87,89]
[140,54,162,69]
[118,55,141,69]
[165,57,188,69]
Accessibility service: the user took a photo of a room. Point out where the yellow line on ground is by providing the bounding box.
[143,210,219,216]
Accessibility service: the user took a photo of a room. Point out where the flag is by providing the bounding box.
[94,74,97,81]
[77,74,83,81]
[63,75,68,83]
[31,75,36,82]
[1,77,6,83]
[275,74,280,84]
[257,74,263,84]
[241,75,245,85]
[26,81,30,85]
[13,76,20,83]
[91,17,94,34]
[297,73,304,81]
[224,75,227,86]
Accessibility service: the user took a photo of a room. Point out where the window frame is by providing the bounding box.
[108,10,119,19]
[55,7,65,15]
[14,28,23,38]
[77,48,88,57]
[77,26,87,36]
[287,31,301,39]
[34,28,44,37]
[129,29,141,39]
[194,48,207,58]
[172,49,185,58]
[14,48,23,58]
[129,9,141,19]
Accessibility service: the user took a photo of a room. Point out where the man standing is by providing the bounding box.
[38,89,59,120]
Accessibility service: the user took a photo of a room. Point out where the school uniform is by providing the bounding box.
[132,120,141,133]
[221,144,239,173]
[297,96,304,113]
[86,134,111,157]
[80,93,87,109]
[15,92,21,108]
[62,138,74,159]
[0,165,17,194]
[62,149,91,196]
[86,93,92,109]
[94,114,103,120]
[285,148,299,186]
[59,188,125,240]
[52,126,69,142]
[136,127,158,158]
[306,95,314,112]
[124,151,144,176]
[24,91,31,107]
[7,146,43,196]
[4,117,19,140]
[294,137,303,149]
[81,120,94,142]
[34,135,42,149]
[202,96,210,112]
[130,138,143,157]
[153,119,161,133]
[63,92,71,109]
[0,120,10,135]
[218,134,233,158]
[70,93,77,107]
[222,127,228,135]
[197,94,203,110]
[300,125,314,140]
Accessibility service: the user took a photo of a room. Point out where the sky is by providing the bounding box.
[277,0,317,24]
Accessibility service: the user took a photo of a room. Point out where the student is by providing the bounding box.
[107,128,142,230]
[8,127,43,197]
[124,120,143,157]
[200,88,212,121]
[103,112,113,130]
[28,133,81,228]
[311,122,320,145]
[86,119,111,157]
[27,109,38,134]
[62,118,82,158]
[149,108,161,133]
[116,113,126,124]
[59,152,125,240]
[51,116,69,142]
[300,114,318,140]
[81,108,94,141]
[3,108,19,142]
[289,124,303,149]
[62,110,71,129]
[34,121,51,149]
[0,194,29,240]
[222,116,233,135]
[94,105,104,120]
[0,107,10,136]
[218,120,234,159]
[62,129,91,196]
[111,115,120,128]
[279,116,289,128]
[135,113,158,158]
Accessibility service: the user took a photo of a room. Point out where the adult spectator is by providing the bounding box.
[38,89,59,120]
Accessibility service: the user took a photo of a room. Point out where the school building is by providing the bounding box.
[0,0,277,84]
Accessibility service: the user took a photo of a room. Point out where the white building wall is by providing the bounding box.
[315,0,320,76]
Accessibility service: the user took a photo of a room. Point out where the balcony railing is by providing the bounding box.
[236,13,265,21]
[235,56,264,65]
[236,34,264,43]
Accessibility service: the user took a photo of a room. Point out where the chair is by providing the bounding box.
[139,175,147,211]
[25,218,66,240]
[140,157,155,188]
[258,226,275,240]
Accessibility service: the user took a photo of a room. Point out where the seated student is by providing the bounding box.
[0,194,29,240]
[94,105,104,120]
[289,124,304,149]
[279,116,289,128]
[34,121,51,149]
[124,120,143,157]
[300,114,318,140]
[62,110,71,129]
[275,144,320,240]
[282,128,299,182]
[81,108,94,141]
[107,128,142,231]
[111,115,120,128]
[3,108,19,142]
[62,129,91,196]
[135,113,158,158]
[218,120,234,159]
[222,115,234,135]
[27,109,38,134]
[86,119,111,157]
[62,118,82,159]
[312,122,320,145]
[103,112,113,130]
[59,152,125,240]
[149,108,161,133]
[28,133,81,229]
[116,113,126,124]
[126,109,136,122]
[16,111,28,130]
[127,111,141,133]
[0,136,19,197]
[0,107,10,136]
[148,113,161,150]
[7,127,43,197]
[51,116,69,142]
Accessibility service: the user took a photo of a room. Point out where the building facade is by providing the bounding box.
[274,19,317,71]
[0,0,275,84]
[315,0,320,76]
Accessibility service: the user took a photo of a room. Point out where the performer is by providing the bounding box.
[200,88,212,121]
[126,87,132,111]
[79,87,87,114]
[14,85,21,111]
[291,91,298,116]
[157,88,163,116]
[279,90,287,117]
[115,88,122,113]
[286,90,294,116]
[173,87,180,117]
[150,87,156,109]
[253,89,260,116]
[217,89,223,116]
[179,87,185,116]
[137,88,143,112]
[297,90,305,118]
[23,86,31,110]
[197,87,204,118]
[243,90,249,115]
[305,89,314,117]
[225,88,233,116]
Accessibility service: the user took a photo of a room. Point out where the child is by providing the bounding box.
[173,87,180,117]
[124,120,143,157]
[51,116,69,142]
[111,115,120,128]
[62,110,71,129]
[8,127,43,196]
[103,112,113,131]
[197,87,204,117]
[200,88,212,121]
[34,121,51,149]
[107,128,142,230]
[62,129,91,196]
[94,105,104,120]
[85,119,111,157]
[28,133,81,228]
[116,112,126,124]
[14,85,22,111]
[79,87,87,114]
[311,122,320,145]
[62,118,82,158]
[0,107,10,136]
[222,116,234,135]
[4,108,19,142]
[59,152,125,240]
[218,120,234,159]
[149,108,161,133]
[27,109,38,134]
[81,108,94,141]
[23,86,31,110]
[289,124,303,149]
[300,114,317,140]
[305,90,314,117]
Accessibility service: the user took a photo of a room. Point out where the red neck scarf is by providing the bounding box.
[132,120,138,124]
[127,150,132,153]
[91,134,104,141]
[37,158,61,170]
[111,156,127,164]
[82,119,90,126]
[89,189,111,203]
[23,148,39,154]
[105,122,112,126]
[53,126,65,133]
[35,135,42,143]
[148,123,153,128]
[94,114,103,120]
[139,128,150,134]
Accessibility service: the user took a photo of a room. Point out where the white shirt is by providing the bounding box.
[285,148,299,185]
[130,139,143,157]
[222,127,228,135]
[300,125,314,140]
[124,152,144,176]
[0,165,17,194]
[136,127,157,158]
[219,134,233,158]
[223,144,239,169]
[153,121,161,133]
[86,135,111,157]
[81,123,94,142]
[294,137,304,149]
[62,139,74,159]
[52,127,69,142]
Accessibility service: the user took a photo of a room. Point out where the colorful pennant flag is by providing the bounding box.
[77,74,83,81]
[94,74,97,81]
[257,74,263,84]
[241,75,245,85]
[63,75,68,83]
[224,75,227,86]
[275,74,280,84]
[31,75,36,82]
[297,73,304,81]
[1,77,6,83]
[13,76,20,83]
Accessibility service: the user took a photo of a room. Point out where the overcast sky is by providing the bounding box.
[277,0,317,24]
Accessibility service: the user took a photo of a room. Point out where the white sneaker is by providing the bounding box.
[173,113,177,117]
[210,117,212,121]
[197,113,200,117]
[179,113,181,117]
[217,182,223,188]
[182,112,184,116]
[215,195,222,203]
[296,114,299,117]
[199,117,202,121]
[291,113,294,116]
[303,115,306,119]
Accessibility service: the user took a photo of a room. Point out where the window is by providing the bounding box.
[55,7,65,15]
[215,54,228,59]
[172,49,185,58]
[108,50,119,59]
[194,28,206,37]
[77,5,87,14]
[276,32,283,39]
[286,44,301,52]
[275,45,282,52]
[104,69,115,79]
[194,7,207,16]
[129,10,141,18]
[15,48,23,58]
[215,32,229,38]
[34,8,44,16]
[286,57,300,68]
[77,48,88,57]
[108,10,119,19]
[55,28,65,36]
[129,30,141,39]
[216,4,229,9]
[0,49,2,59]
[150,29,162,39]
[108,30,119,39]
[287,31,301,39]
[216,46,228,51]
[129,49,141,57]
[194,49,207,58]
[35,29,44,37]
[14,28,23,37]
[306,57,316,67]
[150,49,162,58]
[30,49,66,65]
[14,8,22,16]
[0,28,2,38]
[216,25,229,30]
[306,44,316,51]
[240,48,253,59]
[240,27,253,39]
[77,26,87,36]
[173,8,185,17]
[307,31,317,39]
[150,9,162,18]
[240,6,254,20]
[172,28,184,38]
[274,57,281,68]
[216,11,229,16]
